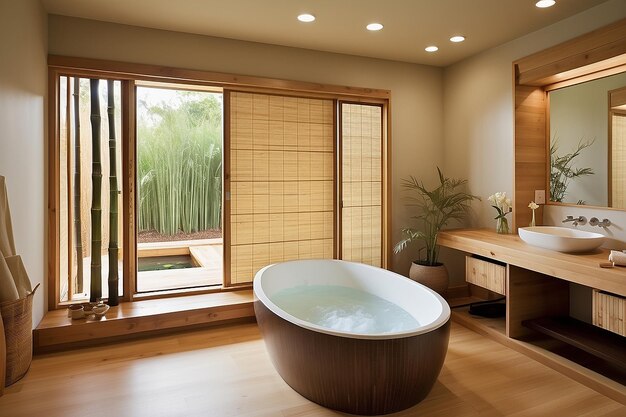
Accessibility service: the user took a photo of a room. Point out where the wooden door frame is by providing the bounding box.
[337,101,390,268]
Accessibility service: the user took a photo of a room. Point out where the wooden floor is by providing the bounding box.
[2,322,624,417]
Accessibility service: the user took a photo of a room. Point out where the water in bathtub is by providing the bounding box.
[270,285,419,334]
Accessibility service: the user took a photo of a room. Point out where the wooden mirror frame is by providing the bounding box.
[512,18,626,229]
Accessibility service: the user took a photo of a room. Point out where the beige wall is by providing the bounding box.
[441,0,626,318]
[0,0,48,326]
[48,15,445,275]
[443,0,626,232]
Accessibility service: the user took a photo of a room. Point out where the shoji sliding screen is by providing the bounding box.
[610,87,626,209]
[228,92,335,284]
[611,113,626,208]
[340,103,383,267]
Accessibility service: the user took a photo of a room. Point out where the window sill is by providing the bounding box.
[34,289,254,353]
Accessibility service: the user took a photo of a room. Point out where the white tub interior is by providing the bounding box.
[254,260,450,339]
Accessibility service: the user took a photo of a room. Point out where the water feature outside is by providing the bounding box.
[138,255,196,272]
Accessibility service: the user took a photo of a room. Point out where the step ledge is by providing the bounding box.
[34,290,255,353]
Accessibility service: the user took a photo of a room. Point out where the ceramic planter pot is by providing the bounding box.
[409,261,449,295]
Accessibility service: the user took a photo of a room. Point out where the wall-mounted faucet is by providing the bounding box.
[589,217,611,227]
[562,215,587,226]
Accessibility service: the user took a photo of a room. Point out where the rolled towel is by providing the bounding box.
[0,255,19,302]
[608,250,626,266]
[5,255,31,298]
[0,176,16,258]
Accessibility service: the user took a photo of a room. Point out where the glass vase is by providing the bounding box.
[529,210,536,227]
[496,217,509,234]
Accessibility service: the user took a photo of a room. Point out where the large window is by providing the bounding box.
[48,58,390,308]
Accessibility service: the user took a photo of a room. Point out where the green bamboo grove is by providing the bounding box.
[137,93,223,236]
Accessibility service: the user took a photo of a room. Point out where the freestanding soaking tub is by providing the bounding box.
[253,260,451,415]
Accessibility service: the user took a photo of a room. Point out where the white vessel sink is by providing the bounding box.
[518,226,605,253]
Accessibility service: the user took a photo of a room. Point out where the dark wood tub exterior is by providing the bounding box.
[255,300,451,415]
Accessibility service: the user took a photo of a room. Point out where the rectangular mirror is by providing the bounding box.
[548,70,626,209]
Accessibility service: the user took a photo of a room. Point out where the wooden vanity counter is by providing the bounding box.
[438,229,626,297]
[439,229,626,403]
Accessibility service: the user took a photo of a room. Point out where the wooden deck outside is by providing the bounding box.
[64,240,224,300]
[137,243,223,292]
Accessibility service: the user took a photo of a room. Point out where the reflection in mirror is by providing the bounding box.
[610,85,626,208]
[549,70,626,209]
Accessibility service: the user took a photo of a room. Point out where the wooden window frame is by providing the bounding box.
[47,55,392,310]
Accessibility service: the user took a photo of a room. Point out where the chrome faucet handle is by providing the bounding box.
[562,215,586,226]
[590,217,611,227]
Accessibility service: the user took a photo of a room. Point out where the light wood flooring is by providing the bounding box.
[1,322,624,417]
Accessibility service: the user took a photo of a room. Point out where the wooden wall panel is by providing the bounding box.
[514,86,546,230]
[515,18,626,86]
[230,92,334,284]
[341,104,383,267]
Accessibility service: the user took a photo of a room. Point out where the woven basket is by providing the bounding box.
[0,283,38,387]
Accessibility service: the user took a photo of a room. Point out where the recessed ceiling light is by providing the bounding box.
[450,35,465,43]
[535,0,556,8]
[425,46,439,52]
[297,13,316,23]
[366,23,384,31]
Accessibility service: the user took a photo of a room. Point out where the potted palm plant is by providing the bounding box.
[394,167,479,295]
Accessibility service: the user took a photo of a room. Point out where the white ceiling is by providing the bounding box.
[42,0,610,66]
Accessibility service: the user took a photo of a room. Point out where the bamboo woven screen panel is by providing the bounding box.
[341,104,382,267]
[611,114,626,208]
[230,92,334,284]
[592,289,625,336]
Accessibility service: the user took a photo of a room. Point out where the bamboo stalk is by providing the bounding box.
[107,80,119,306]
[72,77,84,294]
[90,78,102,302]
[66,78,73,301]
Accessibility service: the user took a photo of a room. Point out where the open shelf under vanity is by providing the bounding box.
[440,229,626,404]
[522,316,626,370]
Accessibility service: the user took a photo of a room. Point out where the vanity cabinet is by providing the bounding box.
[438,229,626,401]
[465,256,506,295]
